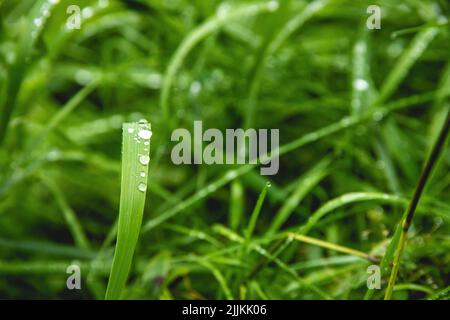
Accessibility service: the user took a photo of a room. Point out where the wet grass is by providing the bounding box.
[0,0,449,300]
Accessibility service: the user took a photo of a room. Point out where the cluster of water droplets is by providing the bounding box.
[130,119,153,193]
[31,0,60,41]
[82,0,109,19]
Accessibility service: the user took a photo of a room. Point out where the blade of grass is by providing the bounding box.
[267,158,330,234]
[297,192,406,236]
[40,175,91,250]
[229,180,244,231]
[244,182,270,244]
[384,107,449,300]
[376,27,439,105]
[286,233,376,262]
[351,25,373,115]
[105,120,152,300]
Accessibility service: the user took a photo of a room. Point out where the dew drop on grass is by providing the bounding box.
[138,183,147,192]
[34,18,43,27]
[82,7,94,19]
[217,3,230,18]
[128,128,135,134]
[354,78,369,91]
[99,0,110,8]
[139,155,150,165]
[373,111,384,122]
[138,129,152,140]
[340,117,352,127]
[268,0,279,11]
[226,170,238,180]
[140,172,146,178]
[190,81,202,96]
[75,69,93,85]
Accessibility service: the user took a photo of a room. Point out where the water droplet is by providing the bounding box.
[138,129,152,140]
[47,149,60,161]
[128,128,135,134]
[354,78,369,91]
[110,115,122,128]
[140,172,146,177]
[146,73,162,88]
[138,119,148,124]
[34,17,43,27]
[437,16,448,25]
[190,81,202,96]
[373,111,384,122]
[268,0,279,11]
[340,117,352,127]
[138,183,147,192]
[99,0,109,8]
[217,3,231,18]
[82,7,94,19]
[49,0,60,4]
[376,160,386,170]
[139,155,150,165]
[226,170,238,180]
[75,69,93,85]
[144,141,149,146]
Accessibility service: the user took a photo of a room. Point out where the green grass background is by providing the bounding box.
[0,0,449,299]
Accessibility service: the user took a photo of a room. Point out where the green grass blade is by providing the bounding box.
[244,182,270,243]
[0,0,60,144]
[105,120,152,300]
[377,27,439,104]
[40,175,91,250]
[296,192,406,236]
[384,108,450,300]
[267,158,330,234]
[229,180,244,231]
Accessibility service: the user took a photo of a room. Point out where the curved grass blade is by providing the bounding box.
[40,175,91,250]
[376,27,439,105]
[244,182,270,244]
[267,158,330,234]
[105,121,152,300]
[297,192,406,235]
[384,108,449,300]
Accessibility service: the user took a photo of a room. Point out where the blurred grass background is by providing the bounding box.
[0,0,449,299]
